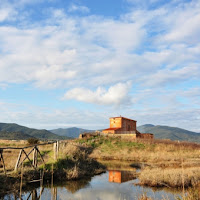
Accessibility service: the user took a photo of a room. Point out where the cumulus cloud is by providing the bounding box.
[0,10,145,88]
[0,0,199,90]
[63,82,132,106]
[0,0,200,130]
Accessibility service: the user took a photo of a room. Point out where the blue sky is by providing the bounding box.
[0,0,200,131]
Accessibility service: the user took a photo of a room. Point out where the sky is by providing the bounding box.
[0,0,200,132]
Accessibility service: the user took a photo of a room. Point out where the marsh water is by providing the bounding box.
[3,161,182,200]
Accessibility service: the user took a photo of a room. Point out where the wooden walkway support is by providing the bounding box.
[0,149,6,175]
[53,140,59,161]
[0,141,58,173]
[15,146,46,171]
[26,188,44,200]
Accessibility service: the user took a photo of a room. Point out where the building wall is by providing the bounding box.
[110,118,122,128]
[102,133,137,138]
[120,118,136,132]
[102,129,116,134]
[109,117,136,131]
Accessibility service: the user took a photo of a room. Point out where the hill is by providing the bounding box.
[50,127,94,138]
[0,123,66,140]
[0,131,35,140]
[137,124,200,143]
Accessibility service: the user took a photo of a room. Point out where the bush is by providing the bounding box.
[27,138,39,145]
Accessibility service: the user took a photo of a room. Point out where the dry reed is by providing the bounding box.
[139,167,200,188]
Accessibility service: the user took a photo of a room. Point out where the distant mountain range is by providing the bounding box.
[50,125,200,143]
[50,127,94,138]
[0,122,200,143]
[0,123,67,140]
[137,124,200,143]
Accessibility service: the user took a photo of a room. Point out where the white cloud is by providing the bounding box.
[0,10,146,88]
[0,100,110,129]
[0,2,17,22]
[140,64,200,87]
[134,108,200,132]
[0,0,199,91]
[162,3,200,44]
[63,82,132,106]
[0,0,200,131]
[1,102,200,133]
[182,87,200,98]
[68,4,90,13]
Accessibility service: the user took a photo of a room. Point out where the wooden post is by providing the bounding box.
[20,163,23,199]
[32,147,38,168]
[53,142,58,161]
[32,189,38,200]
[15,149,23,171]
[53,187,57,200]
[0,149,6,175]
[56,140,59,159]
[35,146,45,164]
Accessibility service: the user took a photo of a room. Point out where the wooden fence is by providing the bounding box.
[0,141,59,174]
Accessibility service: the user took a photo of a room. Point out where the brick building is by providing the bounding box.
[102,116,153,139]
[102,116,137,134]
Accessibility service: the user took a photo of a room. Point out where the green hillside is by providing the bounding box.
[0,131,35,140]
[137,124,200,143]
[0,123,66,140]
[50,127,94,138]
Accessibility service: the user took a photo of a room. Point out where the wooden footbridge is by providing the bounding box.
[0,141,59,175]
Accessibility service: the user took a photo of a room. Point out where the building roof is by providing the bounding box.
[103,127,121,131]
[109,116,137,122]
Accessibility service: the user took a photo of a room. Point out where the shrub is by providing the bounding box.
[27,138,39,145]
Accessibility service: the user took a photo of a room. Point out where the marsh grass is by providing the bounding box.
[139,167,200,188]
[138,187,200,200]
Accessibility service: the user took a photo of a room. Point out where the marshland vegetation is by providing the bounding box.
[76,135,200,198]
[1,136,200,199]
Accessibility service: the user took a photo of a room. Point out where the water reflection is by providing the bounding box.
[3,161,182,200]
[63,179,90,193]
[109,170,136,183]
[26,188,44,200]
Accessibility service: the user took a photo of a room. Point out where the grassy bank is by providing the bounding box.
[77,136,200,166]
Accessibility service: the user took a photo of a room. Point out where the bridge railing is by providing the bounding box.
[0,141,59,174]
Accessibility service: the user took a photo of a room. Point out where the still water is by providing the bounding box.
[3,162,182,200]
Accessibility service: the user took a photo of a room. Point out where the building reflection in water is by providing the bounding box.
[109,170,136,183]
